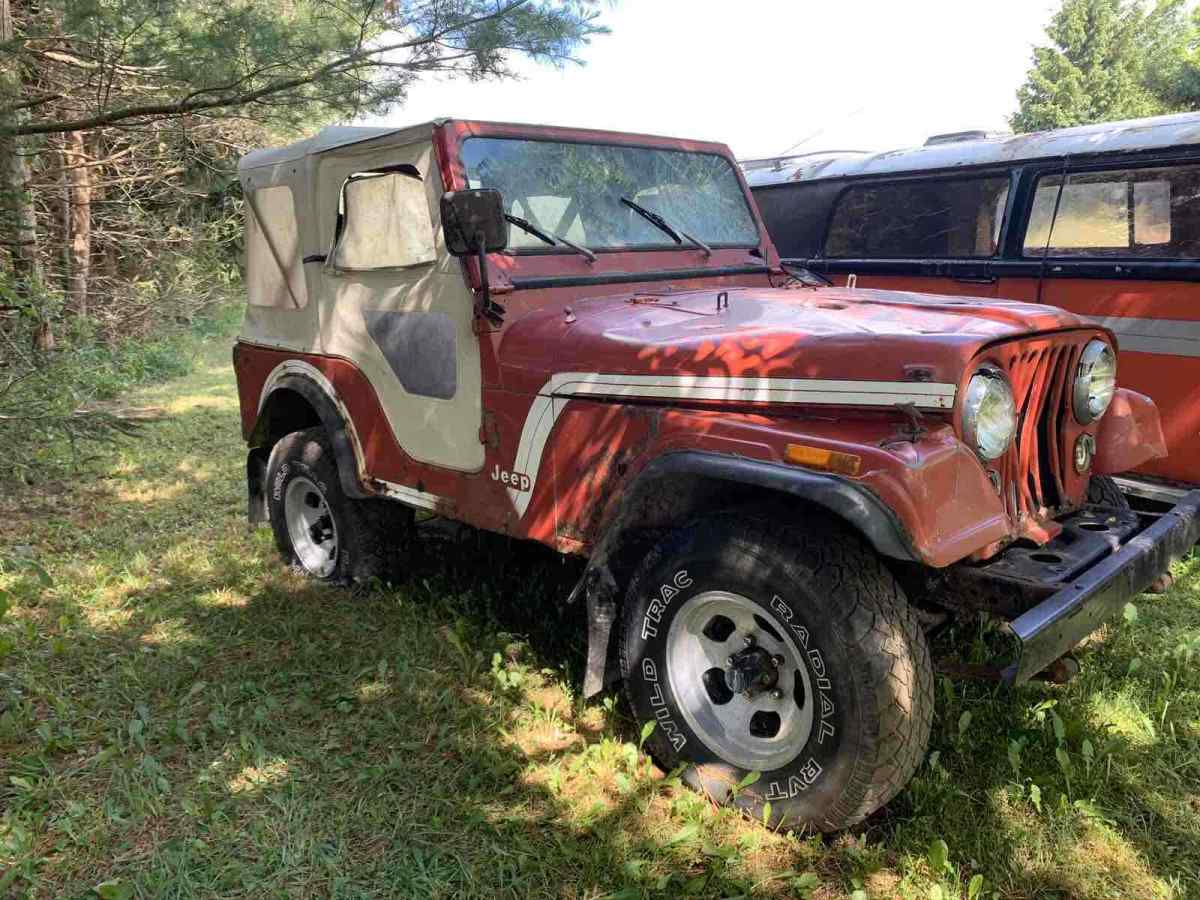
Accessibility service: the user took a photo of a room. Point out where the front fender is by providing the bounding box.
[541,403,1010,569]
[1094,388,1167,476]
[630,450,918,562]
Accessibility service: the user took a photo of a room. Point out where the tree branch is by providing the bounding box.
[5,0,534,137]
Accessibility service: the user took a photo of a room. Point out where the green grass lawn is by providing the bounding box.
[2,338,1198,899]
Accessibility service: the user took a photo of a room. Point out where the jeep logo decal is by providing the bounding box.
[491,464,531,492]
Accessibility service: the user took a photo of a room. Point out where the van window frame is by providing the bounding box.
[818,169,1018,262]
[1016,156,1200,265]
[764,150,1200,283]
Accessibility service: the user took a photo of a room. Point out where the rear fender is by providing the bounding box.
[249,365,371,502]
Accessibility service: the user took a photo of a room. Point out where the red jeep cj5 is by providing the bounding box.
[233,119,1200,831]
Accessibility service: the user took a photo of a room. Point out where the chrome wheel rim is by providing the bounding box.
[665,591,814,771]
[284,476,339,578]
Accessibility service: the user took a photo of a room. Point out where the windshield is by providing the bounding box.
[460,137,760,252]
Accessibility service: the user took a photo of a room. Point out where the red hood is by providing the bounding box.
[497,286,1099,396]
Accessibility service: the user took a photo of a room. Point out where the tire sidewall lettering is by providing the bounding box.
[626,555,853,814]
[640,658,687,752]
[640,569,693,640]
[761,593,838,801]
[272,463,290,501]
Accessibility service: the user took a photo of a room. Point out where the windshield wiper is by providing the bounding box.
[619,197,712,258]
[505,213,596,264]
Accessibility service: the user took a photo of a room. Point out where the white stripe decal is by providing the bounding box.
[258,359,448,511]
[546,372,956,408]
[506,372,957,517]
[1089,315,1200,358]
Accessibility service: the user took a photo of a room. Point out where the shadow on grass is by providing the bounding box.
[2,466,811,897]
[2,355,1198,898]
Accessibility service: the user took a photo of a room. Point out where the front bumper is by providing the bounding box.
[1001,491,1200,684]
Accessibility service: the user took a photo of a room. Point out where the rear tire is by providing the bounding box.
[620,514,934,832]
[266,427,412,584]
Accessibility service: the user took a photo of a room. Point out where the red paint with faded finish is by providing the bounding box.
[236,119,1170,571]
[1095,389,1168,476]
[494,285,1093,395]
[825,275,1195,485]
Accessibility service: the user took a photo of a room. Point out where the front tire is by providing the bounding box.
[1086,474,1130,510]
[266,427,412,584]
[620,514,933,832]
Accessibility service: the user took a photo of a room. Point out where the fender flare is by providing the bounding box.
[250,366,372,502]
[634,450,918,561]
[573,449,918,698]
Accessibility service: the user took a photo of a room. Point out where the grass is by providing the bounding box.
[0,300,243,484]
[1,337,1199,899]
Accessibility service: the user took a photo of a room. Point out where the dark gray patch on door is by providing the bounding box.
[363,309,457,399]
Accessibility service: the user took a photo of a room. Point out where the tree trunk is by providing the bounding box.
[49,136,71,292]
[64,129,90,317]
[1,0,51,354]
[0,0,43,291]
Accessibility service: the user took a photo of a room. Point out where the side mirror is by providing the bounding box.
[440,188,509,257]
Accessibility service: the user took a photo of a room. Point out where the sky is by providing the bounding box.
[365,0,1063,160]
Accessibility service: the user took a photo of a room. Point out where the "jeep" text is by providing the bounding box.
[491,464,531,492]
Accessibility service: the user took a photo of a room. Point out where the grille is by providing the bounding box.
[993,337,1084,531]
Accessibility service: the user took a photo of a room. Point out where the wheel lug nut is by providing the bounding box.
[743,635,755,647]
[771,655,783,667]
[770,689,784,700]
[727,656,735,666]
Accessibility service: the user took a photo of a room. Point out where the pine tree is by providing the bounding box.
[1011,0,1199,133]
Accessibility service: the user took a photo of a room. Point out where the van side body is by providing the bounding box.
[746,112,1200,498]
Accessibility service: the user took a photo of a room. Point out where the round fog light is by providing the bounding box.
[1074,434,1096,474]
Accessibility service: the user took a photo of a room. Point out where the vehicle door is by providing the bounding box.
[315,134,485,473]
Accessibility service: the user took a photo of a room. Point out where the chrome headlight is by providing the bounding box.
[1073,340,1116,423]
[963,369,1017,460]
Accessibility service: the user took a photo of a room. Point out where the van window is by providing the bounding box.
[332,171,436,270]
[246,184,308,309]
[824,176,1010,258]
[1024,165,1200,258]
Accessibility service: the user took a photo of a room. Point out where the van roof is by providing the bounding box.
[743,110,1200,187]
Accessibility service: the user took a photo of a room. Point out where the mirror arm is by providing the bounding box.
[475,232,506,327]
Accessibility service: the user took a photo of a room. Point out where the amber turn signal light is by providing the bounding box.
[784,443,862,476]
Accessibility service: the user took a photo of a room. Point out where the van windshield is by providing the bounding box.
[460,137,760,252]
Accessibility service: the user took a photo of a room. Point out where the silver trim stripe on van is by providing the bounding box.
[1090,316,1200,358]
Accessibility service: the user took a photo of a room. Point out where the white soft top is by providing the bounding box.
[744,110,1200,187]
[239,122,441,171]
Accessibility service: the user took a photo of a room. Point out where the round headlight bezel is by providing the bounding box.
[1073,339,1117,424]
[963,367,1018,461]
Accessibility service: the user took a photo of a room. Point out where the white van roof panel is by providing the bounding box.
[745,111,1200,187]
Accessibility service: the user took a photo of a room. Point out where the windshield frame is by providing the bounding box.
[452,130,766,257]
